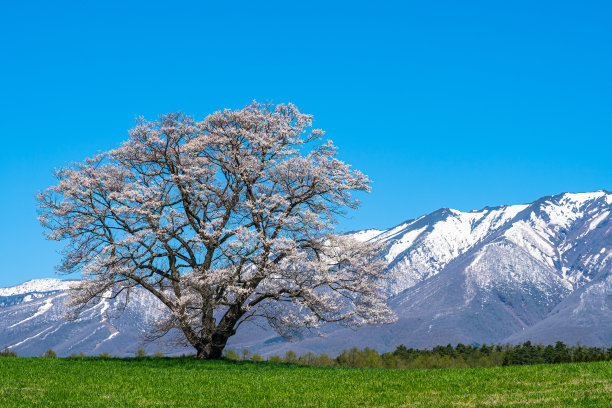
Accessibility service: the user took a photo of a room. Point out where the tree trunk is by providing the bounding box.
[194,331,231,360]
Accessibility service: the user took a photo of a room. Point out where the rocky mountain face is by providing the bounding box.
[1,191,610,357]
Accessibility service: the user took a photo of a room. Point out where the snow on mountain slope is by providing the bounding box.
[263,190,611,355]
[504,271,612,347]
[0,279,73,297]
[364,190,610,297]
[0,190,610,356]
[370,205,530,293]
[0,285,174,357]
[0,279,77,309]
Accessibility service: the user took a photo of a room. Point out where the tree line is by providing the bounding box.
[2,341,610,369]
[226,341,612,369]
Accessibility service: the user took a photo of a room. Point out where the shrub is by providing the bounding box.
[43,349,57,358]
[283,350,297,363]
[0,346,17,357]
[135,348,147,358]
[267,355,282,363]
[224,349,240,360]
[314,353,336,367]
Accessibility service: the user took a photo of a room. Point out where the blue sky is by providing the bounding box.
[0,1,610,287]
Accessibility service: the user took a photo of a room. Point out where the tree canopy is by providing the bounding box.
[38,102,395,359]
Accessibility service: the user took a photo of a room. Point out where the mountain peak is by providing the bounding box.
[0,279,74,297]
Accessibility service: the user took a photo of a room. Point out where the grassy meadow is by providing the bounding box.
[0,357,609,407]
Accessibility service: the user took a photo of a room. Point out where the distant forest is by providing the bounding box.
[226,341,612,369]
[2,341,610,369]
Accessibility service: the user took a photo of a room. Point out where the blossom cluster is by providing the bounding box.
[38,102,395,357]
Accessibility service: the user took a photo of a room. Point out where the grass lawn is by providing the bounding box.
[0,358,609,407]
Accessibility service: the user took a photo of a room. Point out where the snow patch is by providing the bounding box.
[562,191,607,204]
[9,326,54,348]
[588,211,609,231]
[385,226,427,261]
[8,297,55,329]
[350,229,383,242]
[0,279,73,297]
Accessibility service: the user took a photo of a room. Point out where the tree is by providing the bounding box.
[38,102,395,360]
[224,349,240,360]
[0,346,17,357]
[283,350,298,364]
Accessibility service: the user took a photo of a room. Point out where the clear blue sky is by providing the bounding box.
[0,1,610,287]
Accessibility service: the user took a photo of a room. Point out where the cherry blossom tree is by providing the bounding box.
[38,102,395,359]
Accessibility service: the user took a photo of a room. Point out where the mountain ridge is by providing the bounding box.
[1,190,609,356]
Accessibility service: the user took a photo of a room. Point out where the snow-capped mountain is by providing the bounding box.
[1,191,610,356]
[245,190,610,356]
[0,279,171,357]
[0,279,72,297]
[0,279,73,308]
[362,191,610,296]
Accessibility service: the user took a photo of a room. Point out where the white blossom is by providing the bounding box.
[38,102,395,359]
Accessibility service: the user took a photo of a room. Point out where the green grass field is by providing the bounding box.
[0,358,609,407]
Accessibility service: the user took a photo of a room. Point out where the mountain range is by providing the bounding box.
[1,191,610,357]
